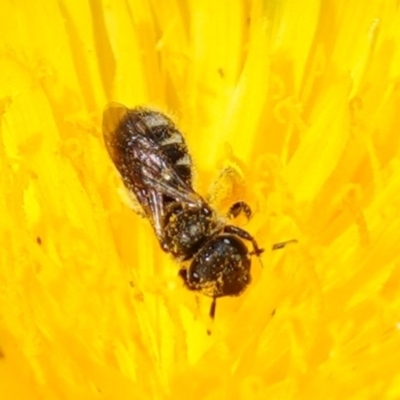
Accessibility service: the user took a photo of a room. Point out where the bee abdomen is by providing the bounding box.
[138,109,193,185]
[162,143,192,183]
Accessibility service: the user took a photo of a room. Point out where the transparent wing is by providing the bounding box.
[103,103,203,238]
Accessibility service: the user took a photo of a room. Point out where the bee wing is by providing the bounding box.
[103,103,202,238]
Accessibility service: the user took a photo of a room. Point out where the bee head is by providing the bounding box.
[179,234,252,298]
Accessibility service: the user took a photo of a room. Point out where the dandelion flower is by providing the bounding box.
[1,1,400,399]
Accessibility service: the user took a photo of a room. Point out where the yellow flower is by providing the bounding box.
[1,0,400,398]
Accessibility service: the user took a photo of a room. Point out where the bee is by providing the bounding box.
[103,104,291,323]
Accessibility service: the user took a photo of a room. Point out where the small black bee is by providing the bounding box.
[103,104,288,322]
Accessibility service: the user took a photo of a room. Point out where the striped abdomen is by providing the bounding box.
[132,108,192,186]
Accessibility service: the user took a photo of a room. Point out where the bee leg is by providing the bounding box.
[207,297,217,335]
[209,297,217,320]
[206,164,245,210]
[223,225,264,257]
[179,268,217,335]
[178,268,190,287]
[227,201,252,221]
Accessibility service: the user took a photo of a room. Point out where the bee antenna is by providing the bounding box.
[272,239,298,251]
